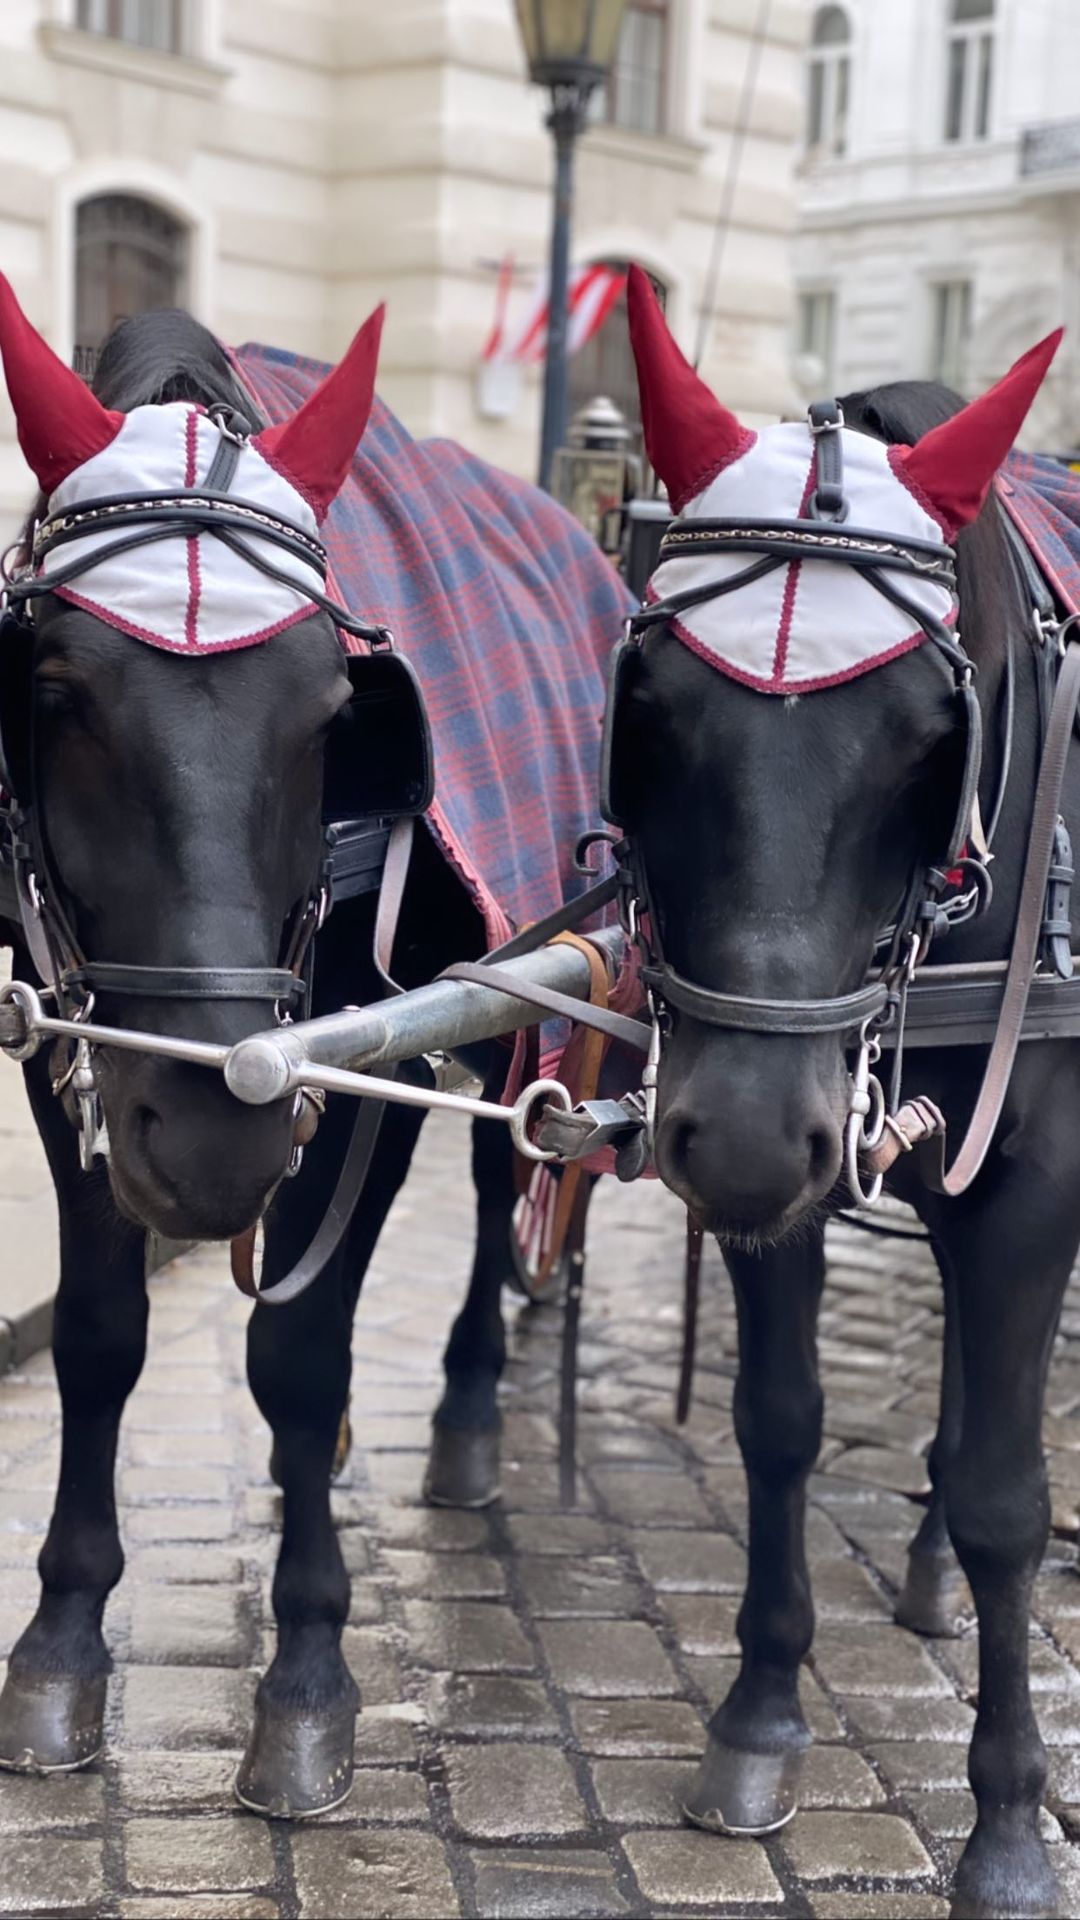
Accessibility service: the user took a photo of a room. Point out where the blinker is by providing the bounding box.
[323,646,434,823]
[0,608,33,807]
[598,630,641,828]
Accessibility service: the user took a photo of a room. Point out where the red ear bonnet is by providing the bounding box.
[626,264,755,511]
[897,328,1062,534]
[0,272,124,494]
[254,304,385,520]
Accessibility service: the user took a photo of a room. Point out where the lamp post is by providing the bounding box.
[513,0,628,492]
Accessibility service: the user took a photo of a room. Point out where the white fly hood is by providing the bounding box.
[37,404,325,655]
[0,270,388,655]
[625,263,1063,693]
[647,422,956,694]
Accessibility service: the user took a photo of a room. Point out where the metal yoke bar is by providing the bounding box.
[223,925,627,1106]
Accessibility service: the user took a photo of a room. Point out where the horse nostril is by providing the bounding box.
[807,1123,836,1187]
[133,1102,163,1163]
[670,1118,696,1173]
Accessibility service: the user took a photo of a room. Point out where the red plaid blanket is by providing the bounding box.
[235,344,634,948]
[999,451,1080,615]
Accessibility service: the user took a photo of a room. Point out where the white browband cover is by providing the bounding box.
[35,403,325,655]
[648,422,957,694]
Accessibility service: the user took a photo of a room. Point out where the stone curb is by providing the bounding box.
[0,1234,193,1374]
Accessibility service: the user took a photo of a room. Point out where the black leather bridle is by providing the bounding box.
[601,404,986,1058]
[0,406,432,1166]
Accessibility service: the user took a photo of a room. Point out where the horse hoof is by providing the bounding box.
[235,1695,355,1820]
[423,1425,501,1509]
[949,1831,1060,1918]
[895,1550,972,1638]
[682,1736,803,1836]
[0,1668,107,1773]
[269,1411,352,1490]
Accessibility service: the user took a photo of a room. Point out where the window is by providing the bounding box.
[75,0,185,54]
[944,0,994,143]
[75,195,188,372]
[568,264,666,457]
[595,0,669,136]
[796,289,837,393]
[806,6,850,159]
[929,280,973,391]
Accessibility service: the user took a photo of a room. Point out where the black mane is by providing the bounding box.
[90,308,265,424]
[840,376,1020,673]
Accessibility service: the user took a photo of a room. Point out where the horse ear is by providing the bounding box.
[626,264,753,512]
[0,274,124,495]
[254,305,385,520]
[897,328,1063,534]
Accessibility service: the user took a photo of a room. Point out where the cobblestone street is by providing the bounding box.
[3,1110,1080,1916]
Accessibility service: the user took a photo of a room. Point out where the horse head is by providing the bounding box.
[0,278,386,1239]
[616,267,1061,1243]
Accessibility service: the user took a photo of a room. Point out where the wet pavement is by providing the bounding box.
[2,1109,1080,1916]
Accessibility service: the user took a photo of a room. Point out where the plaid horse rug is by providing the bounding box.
[999,450,1080,615]
[235,344,634,951]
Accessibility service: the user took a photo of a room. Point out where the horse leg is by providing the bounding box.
[931,1178,1078,1920]
[237,1095,425,1819]
[895,1253,971,1637]
[424,1114,514,1509]
[684,1226,825,1836]
[0,1051,147,1773]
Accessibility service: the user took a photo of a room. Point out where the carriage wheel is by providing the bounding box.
[509,1161,567,1303]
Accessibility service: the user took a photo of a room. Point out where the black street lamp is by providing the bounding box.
[514,0,628,492]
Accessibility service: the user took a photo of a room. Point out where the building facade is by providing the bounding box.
[0,0,807,533]
[793,0,1080,452]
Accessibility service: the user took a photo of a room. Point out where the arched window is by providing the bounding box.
[568,264,666,456]
[945,0,994,142]
[75,0,184,53]
[74,195,188,375]
[806,5,850,159]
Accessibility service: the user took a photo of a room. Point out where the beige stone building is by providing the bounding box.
[793,0,1080,452]
[0,0,806,533]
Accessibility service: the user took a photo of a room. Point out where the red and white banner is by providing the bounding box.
[483,258,626,366]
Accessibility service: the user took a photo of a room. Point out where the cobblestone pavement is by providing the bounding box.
[3,1112,1080,1916]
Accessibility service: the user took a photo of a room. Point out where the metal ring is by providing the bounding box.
[858,1071,887,1150]
[509,1079,574,1164]
[844,1108,883,1208]
[0,979,45,1062]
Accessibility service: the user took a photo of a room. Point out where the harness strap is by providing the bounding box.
[482,871,623,962]
[557,1173,593,1510]
[230,1082,395,1306]
[373,815,414,995]
[675,1215,704,1426]
[438,959,651,1052]
[919,628,1080,1196]
[517,932,612,1300]
[645,966,889,1035]
[64,963,305,1003]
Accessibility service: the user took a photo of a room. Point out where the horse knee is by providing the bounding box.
[52,1288,148,1410]
[944,1450,1049,1582]
[247,1302,350,1445]
[734,1379,822,1486]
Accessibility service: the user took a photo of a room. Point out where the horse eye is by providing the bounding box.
[36,679,79,718]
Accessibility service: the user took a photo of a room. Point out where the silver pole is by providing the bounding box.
[224,926,626,1106]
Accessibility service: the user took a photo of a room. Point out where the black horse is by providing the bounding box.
[0,284,603,1815]
[612,268,1070,1918]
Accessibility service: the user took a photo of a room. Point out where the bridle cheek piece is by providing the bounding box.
[0,407,434,1171]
